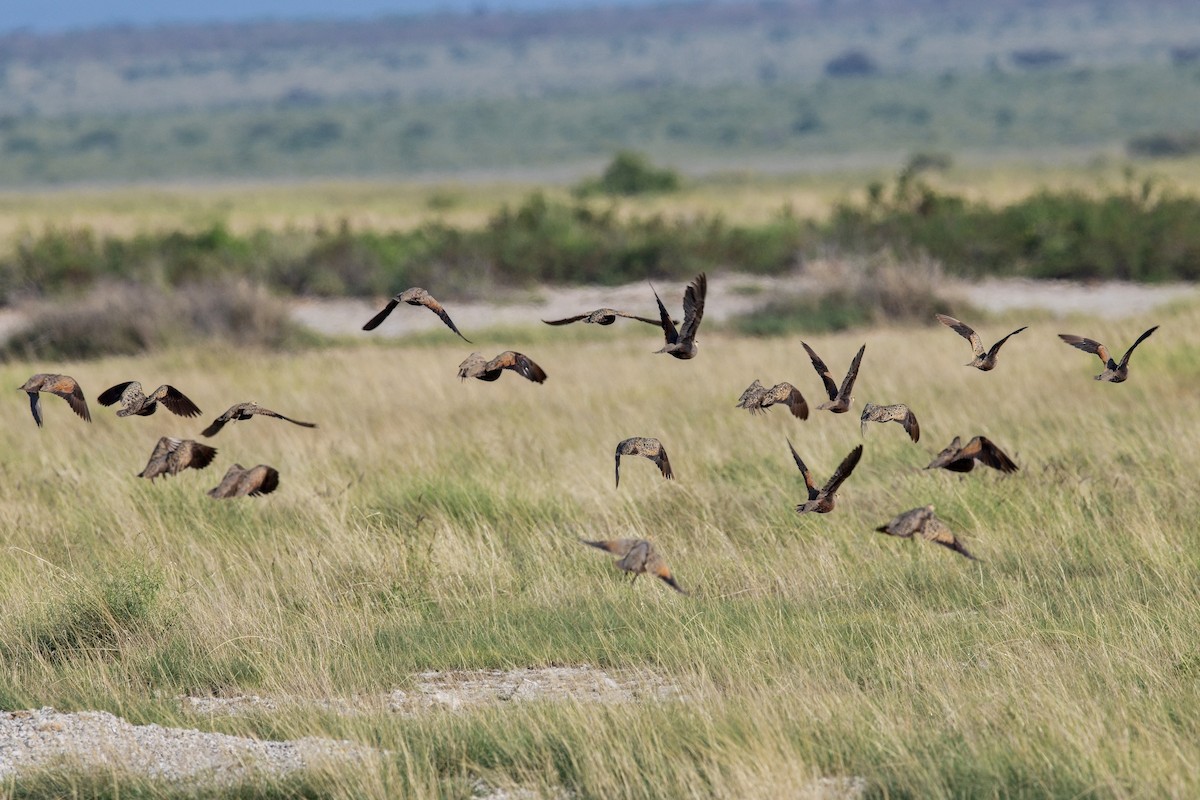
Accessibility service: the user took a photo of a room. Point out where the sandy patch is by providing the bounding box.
[183,665,682,717]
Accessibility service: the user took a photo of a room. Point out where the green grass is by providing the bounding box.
[0,296,1198,796]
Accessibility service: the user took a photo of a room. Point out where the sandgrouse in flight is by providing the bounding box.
[736,380,809,419]
[653,272,707,360]
[201,402,317,437]
[790,440,863,514]
[802,342,865,413]
[925,435,1018,474]
[137,437,218,481]
[19,374,91,427]
[580,538,685,593]
[875,505,978,561]
[98,381,201,418]
[457,351,547,383]
[1058,325,1159,383]
[935,314,1027,371]
[614,437,673,487]
[362,287,470,342]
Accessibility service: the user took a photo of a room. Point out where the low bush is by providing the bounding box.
[0,280,314,361]
[729,253,963,336]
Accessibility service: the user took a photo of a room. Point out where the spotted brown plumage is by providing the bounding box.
[875,504,978,561]
[935,314,1027,371]
[1058,325,1158,382]
[19,373,91,427]
[207,463,280,498]
[137,437,218,481]
[614,437,673,487]
[362,287,470,342]
[98,381,201,418]
[859,402,920,442]
[456,351,548,383]
[200,402,317,437]
[580,538,685,593]
[790,440,863,514]
[736,380,808,419]
[543,308,670,326]
[802,342,865,413]
[925,435,1018,474]
[653,272,707,360]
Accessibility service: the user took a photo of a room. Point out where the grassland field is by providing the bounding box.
[0,288,1198,796]
[4,155,1200,244]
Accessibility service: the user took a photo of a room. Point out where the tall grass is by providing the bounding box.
[0,301,1198,797]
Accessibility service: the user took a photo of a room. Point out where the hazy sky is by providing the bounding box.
[4,0,668,34]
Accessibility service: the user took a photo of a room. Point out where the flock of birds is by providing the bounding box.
[19,273,1161,591]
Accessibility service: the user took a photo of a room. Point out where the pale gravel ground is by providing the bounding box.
[183,665,682,716]
[0,706,377,787]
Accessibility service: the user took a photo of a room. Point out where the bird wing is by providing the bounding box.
[418,293,471,342]
[46,375,91,422]
[581,538,637,557]
[769,383,808,419]
[137,437,174,479]
[1117,325,1159,369]
[986,326,1028,359]
[964,436,1018,473]
[362,298,401,331]
[207,464,246,498]
[736,380,765,409]
[175,439,218,472]
[651,286,679,345]
[200,404,244,437]
[677,272,707,345]
[242,465,281,496]
[255,407,318,428]
[155,385,202,418]
[612,310,667,325]
[27,392,43,427]
[654,443,674,480]
[512,352,548,383]
[822,444,864,496]
[801,342,839,400]
[902,406,920,443]
[936,314,984,357]
[786,438,819,501]
[925,436,964,470]
[542,313,590,326]
[837,344,866,402]
[645,549,685,594]
[98,381,136,407]
[922,517,978,560]
[1058,334,1111,365]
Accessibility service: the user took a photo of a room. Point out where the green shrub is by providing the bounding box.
[573,151,681,197]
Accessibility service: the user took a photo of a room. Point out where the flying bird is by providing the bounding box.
[802,342,865,413]
[543,308,670,326]
[137,437,218,481]
[98,381,201,418]
[580,538,685,593]
[456,351,547,383]
[200,402,317,437]
[1058,325,1159,382]
[935,314,1027,371]
[19,374,91,427]
[875,505,978,561]
[614,437,673,487]
[925,435,1018,474]
[790,440,863,514]
[860,402,920,442]
[362,287,470,342]
[653,272,707,359]
[736,380,808,419]
[207,463,280,499]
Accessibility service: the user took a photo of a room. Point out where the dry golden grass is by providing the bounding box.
[0,297,1198,797]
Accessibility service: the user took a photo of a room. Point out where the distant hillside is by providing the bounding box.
[1,0,1198,184]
